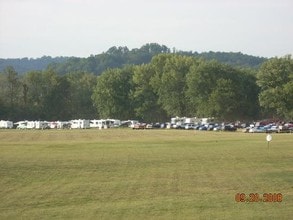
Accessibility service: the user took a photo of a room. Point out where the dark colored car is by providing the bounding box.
[222,125,237,131]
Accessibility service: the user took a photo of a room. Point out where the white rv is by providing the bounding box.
[0,120,13,129]
[171,117,185,128]
[120,120,139,128]
[26,121,36,129]
[35,121,49,129]
[70,119,90,129]
[57,121,70,129]
[90,119,103,129]
[201,117,214,125]
[49,121,70,129]
[90,119,121,129]
[15,121,28,129]
[105,119,121,128]
[49,121,58,129]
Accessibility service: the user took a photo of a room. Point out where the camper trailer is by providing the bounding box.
[35,121,49,129]
[70,119,90,129]
[200,117,214,125]
[26,121,36,129]
[121,120,139,128]
[90,119,121,129]
[57,121,70,129]
[0,120,13,129]
[171,117,186,128]
[15,121,28,129]
[90,119,104,129]
[104,119,121,128]
[49,121,70,129]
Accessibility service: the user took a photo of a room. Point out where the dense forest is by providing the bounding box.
[0,43,266,75]
[0,47,292,122]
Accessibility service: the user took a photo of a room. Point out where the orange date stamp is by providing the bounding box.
[235,193,283,202]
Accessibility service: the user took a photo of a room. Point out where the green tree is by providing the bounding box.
[43,75,72,120]
[257,56,293,119]
[131,64,167,122]
[236,70,260,119]
[0,67,23,120]
[23,71,44,117]
[92,66,134,119]
[22,69,59,119]
[66,72,97,119]
[186,60,224,117]
[150,55,195,117]
[208,79,238,120]
[186,60,260,120]
[0,72,10,119]
[3,66,21,107]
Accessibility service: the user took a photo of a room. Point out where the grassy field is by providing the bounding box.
[0,129,292,219]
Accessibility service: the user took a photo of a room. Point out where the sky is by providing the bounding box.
[0,0,292,58]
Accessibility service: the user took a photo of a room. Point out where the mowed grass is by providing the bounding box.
[0,129,292,219]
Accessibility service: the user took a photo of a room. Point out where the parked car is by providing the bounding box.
[222,124,237,131]
[207,123,216,131]
[266,125,279,133]
[146,124,153,129]
[133,123,147,130]
[278,125,293,133]
[152,123,161,129]
[249,126,265,133]
[194,125,201,130]
[185,123,195,130]
[213,125,222,131]
[199,125,207,131]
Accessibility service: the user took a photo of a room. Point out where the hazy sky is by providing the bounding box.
[0,0,292,58]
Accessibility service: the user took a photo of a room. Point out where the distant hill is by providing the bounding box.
[196,51,267,68]
[0,43,267,75]
[0,56,69,74]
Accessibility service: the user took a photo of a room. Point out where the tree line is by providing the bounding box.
[0,43,266,75]
[0,56,68,75]
[0,54,292,122]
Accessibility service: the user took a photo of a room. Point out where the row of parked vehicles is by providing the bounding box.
[244,123,293,133]
[169,123,237,131]
[1,118,292,133]
[0,119,119,130]
[131,122,237,131]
